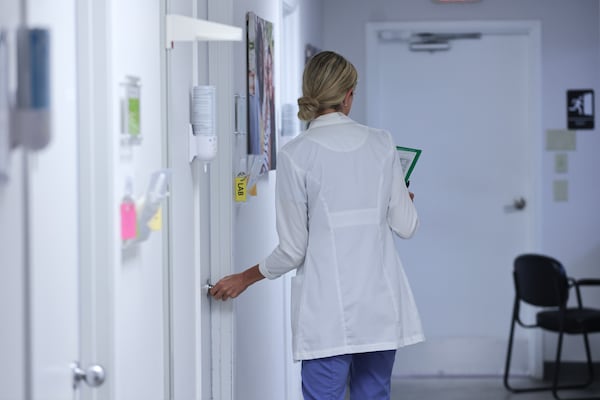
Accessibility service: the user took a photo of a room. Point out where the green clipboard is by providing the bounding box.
[396,146,422,184]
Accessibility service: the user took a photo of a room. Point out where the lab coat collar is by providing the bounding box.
[308,112,354,129]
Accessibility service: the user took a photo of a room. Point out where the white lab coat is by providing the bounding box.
[259,112,424,361]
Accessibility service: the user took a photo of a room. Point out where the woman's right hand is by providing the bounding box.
[210,273,249,301]
[209,264,265,301]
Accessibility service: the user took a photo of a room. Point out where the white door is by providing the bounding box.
[366,21,542,377]
[165,35,214,400]
[1,1,86,399]
[78,0,168,399]
[165,1,237,399]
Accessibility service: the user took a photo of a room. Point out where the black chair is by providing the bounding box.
[504,253,600,400]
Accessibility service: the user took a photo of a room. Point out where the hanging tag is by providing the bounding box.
[148,206,162,231]
[120,177,138,244]
[248,183,257,197]
[235,174,247,202]
[120,200,137,240]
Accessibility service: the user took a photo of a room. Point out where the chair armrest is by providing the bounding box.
[571,278,600,308]
[576,279,600,286]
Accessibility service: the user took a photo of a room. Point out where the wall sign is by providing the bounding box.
[567,89,594,130]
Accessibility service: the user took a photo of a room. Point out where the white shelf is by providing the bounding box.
[165,14,243,48]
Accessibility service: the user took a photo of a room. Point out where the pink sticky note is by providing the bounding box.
[120,201,137,240]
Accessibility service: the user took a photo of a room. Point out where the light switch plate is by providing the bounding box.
[546,129,576,151]
[553,180,568,202]
[554,153,568,173]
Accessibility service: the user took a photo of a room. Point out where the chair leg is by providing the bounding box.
[551,331,600,400]
[505,326,599,397]
[552,330,565,400]
[504,312,555,393]
[582,332,595,387]
[503,317,517,391]
[503,304,535,393]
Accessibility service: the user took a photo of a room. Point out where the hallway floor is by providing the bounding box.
[389,377,600,400]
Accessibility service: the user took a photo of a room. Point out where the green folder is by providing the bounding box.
[396,146,422,184]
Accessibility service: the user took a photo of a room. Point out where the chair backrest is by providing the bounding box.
[513,254,569,307]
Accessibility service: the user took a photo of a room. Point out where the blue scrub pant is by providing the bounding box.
[301,350,396,400]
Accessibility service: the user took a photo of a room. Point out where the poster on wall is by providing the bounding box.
[247,12,276,174]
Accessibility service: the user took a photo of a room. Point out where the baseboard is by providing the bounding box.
[544,362,600,381]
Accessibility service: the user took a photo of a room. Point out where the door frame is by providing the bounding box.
[76,0,115,398]
[207,0,236,395]
[365,20,543,378]
[162,0,236,398]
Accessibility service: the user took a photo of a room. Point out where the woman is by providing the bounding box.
[211,51,423,400]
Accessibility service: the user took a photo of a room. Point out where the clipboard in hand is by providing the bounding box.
[396,146,422,184]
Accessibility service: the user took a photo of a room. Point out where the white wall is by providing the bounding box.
[231,3,283,399]
[322,0,600,365]
[230,0,322,399]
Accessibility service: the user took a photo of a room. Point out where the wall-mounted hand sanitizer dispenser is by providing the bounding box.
[120,75,142,144]
[189,85,217,165]
[14,27,51,151]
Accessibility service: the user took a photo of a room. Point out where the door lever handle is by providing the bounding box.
[204,280,214,296]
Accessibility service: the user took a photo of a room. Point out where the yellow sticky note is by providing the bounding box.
[235,175,247,202]
[148,206,162,231]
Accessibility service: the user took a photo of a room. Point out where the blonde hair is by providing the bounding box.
[297,51,358,121]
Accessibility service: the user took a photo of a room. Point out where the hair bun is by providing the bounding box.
[297,96,320,121]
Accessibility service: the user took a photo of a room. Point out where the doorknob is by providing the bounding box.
[513,197,526,210]
[504,197,527,212]
[71,361,106,389]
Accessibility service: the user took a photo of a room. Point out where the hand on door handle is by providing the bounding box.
[209,264,265,301]
[209,273,248,300]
